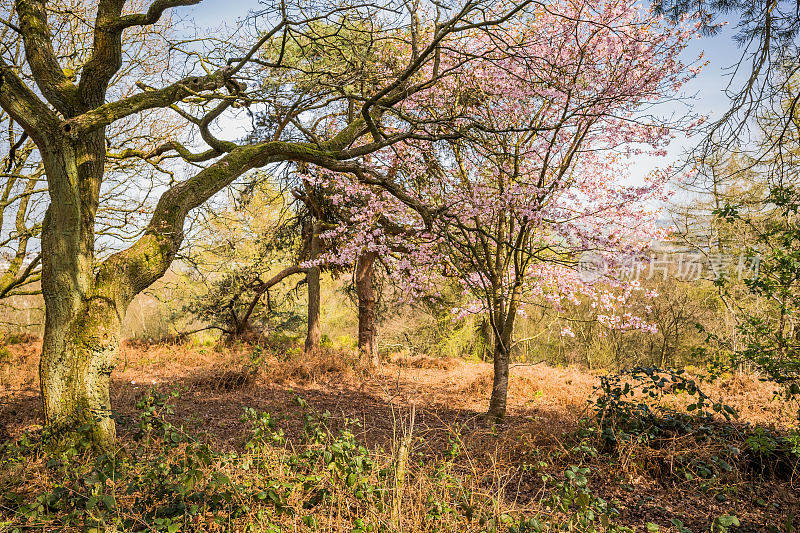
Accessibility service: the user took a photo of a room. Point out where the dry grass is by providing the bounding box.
[389,353,462,370]
[263,348,357,385]
[1,338,798,531]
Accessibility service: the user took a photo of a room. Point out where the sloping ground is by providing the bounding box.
[1,339,798,531]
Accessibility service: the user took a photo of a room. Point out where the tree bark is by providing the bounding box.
[40,294,122,447]
[487,309,516,421]
[305,220,322,354]
[356,251,379,367]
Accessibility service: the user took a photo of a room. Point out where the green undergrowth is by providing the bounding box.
[577,366,799,531]
[1,379,796,532]
[586,366,800,484]
[0,389,637,533]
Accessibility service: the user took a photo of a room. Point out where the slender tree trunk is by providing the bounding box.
[487,330,511,420]
[487,308,516,421]
[305,221,322,354]
[356,251,379,367]
[478,318,493,362]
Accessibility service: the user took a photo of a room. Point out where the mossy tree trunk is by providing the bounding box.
[38,130,121,446]
[39,290,124,446]
[356,251,379,367]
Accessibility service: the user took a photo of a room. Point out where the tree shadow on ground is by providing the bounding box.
[112,366,564,464]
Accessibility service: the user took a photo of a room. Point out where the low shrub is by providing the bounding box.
[586,366,800,485]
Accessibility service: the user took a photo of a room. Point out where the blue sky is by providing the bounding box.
[645,21,743,177]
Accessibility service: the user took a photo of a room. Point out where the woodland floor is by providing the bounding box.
[1,339,798,532]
